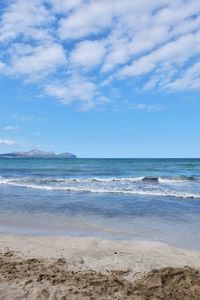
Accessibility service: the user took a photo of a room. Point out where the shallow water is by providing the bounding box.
[0,158,200,249]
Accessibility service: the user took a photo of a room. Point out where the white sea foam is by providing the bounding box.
[0,176,200,199]
[1,175,197,185]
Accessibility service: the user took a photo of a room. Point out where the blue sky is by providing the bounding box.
[0,0,200,157]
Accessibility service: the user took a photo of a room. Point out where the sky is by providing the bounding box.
[0,0,200,158]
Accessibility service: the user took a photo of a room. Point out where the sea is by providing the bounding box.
[0,158,200,250]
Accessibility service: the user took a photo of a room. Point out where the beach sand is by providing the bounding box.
[0,235,200,299]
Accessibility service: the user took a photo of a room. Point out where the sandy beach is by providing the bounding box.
[1,0,200,297]
[0,234,200,299]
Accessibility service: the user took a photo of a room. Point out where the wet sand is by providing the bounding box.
[0,235,200,299]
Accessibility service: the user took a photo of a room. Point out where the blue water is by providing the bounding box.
[0,158,200,249]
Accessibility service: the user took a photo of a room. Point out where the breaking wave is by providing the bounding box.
[0,175,200,199]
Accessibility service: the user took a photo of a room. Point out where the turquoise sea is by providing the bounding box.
[0,158,200,249]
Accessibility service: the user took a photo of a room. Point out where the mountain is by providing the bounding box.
[0,149,77,158]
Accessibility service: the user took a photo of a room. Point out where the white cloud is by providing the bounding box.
[153,1,200,26]
[119,31,200,78]
[3,126,19,131]
[58,1,114,40]
[0,0,53,42]
[45,76,97,107]
[49,0,83,14]
[0,0,200,110]
[133,103,165,111]
[11,114,40,121]
[165,62,200,90]
[10,43,67,79]
[45,75,108,110]
[0,139,15,145]
[70,40,106,69]
[0,60,9,74]
[101,38,130,72]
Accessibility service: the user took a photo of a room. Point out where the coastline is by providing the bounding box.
[0,234,200,298]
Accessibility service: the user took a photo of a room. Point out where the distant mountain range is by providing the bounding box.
[0,149,77,158]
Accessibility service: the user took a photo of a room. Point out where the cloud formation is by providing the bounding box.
[10,43,67,80]
[3,126,19,131]
[0,0,199,109]
[70,40,106,69]
[0,139,15,145]
[133,103,165,111]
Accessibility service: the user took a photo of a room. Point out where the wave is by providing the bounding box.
[0,176,200,199]
[1,182,200,199]
[0,175,198,185]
